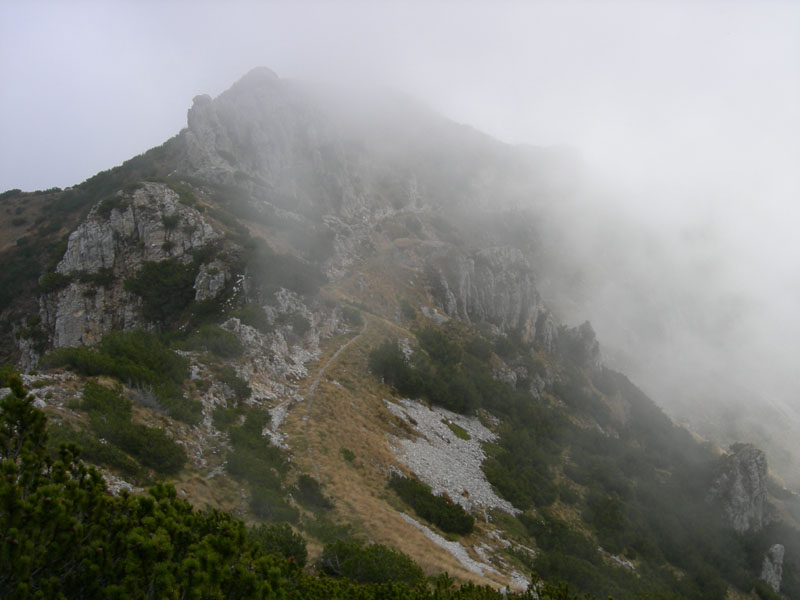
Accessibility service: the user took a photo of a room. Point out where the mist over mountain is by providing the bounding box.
[3,5,797,483]
[2,65,800,598]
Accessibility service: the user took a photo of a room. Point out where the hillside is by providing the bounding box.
[2,67,800,599]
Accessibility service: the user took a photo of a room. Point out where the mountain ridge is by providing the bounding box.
[1,67,799,599]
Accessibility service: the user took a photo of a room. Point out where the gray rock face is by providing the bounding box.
[181,68,392,223]
[708,443,769,534]
[194,260,229,301]
[427,246,557,350]
[561,320,602,370]
[40,182,222,348]
[761,543,784,593]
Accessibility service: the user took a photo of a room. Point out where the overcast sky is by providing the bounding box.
[1,1,797,197]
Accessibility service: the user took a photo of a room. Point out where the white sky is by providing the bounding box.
[2,1,797,198]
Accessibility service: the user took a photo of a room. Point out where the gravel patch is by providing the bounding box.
[385,398,518,514]
[399,513,498,578]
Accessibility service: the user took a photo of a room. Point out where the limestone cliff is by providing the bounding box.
[38,182,224,349]
[708,443,769,534]
[424,246,557,349]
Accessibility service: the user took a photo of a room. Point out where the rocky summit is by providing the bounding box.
[2,68,800,600]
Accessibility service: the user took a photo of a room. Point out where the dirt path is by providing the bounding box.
[300,320,368,479]
[304,319,368,409]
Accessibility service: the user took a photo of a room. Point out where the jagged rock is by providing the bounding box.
[56,183,218,274]
[708,443,769,533]
[561,320,601,370]
[426,246,556,350]
[760,543,784,593]
[39,182,222,348]
[194,260,229,301]
[181,68,388,222]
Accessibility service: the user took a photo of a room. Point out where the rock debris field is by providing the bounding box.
[384,398,517,515]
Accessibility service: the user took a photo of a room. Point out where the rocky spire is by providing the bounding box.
[707,443,768,534]
[760,543,784,593]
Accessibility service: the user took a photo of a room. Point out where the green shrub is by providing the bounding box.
[340,447,355,463]
[43,330,201,424]
[47,423,146,482]
[400,299,417,321]
[90,414,186,475]
[341,306,364,327]
[39,271,72,293]
[78,382,186,476]
[388,473,474,535]
[75,267,114,287]
[212,404,240,431]
[168,181,197,206]
[444,420,471,440]
[162,214,180,230]
[290,313,310,336]
[417,327,463,366]
[249,483,299,523]
[249,523,307,566]
[97,195,130,218]
[0,364,17,387]
[124,259,198,324]
[320,540,424,585]
[216,365,251,402]
[231,304,271,333]
[295,474,333,512]
[180,324,244,358]
[368,340,424,398]
[225,408,294,521]
[302,515,354,545]
[80,380,131,416]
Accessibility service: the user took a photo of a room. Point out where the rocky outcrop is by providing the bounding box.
[708,443,769,534]
[560,320,601,370]
[39,182,223,348]
[426,246,557,350]
[180,68,393,223]
[760,543,784,593]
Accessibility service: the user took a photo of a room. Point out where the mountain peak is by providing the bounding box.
[234,66,280,88]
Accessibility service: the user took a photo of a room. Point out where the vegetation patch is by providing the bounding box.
[388,473,474,535]
[43,329,201,424]
[320,539,425,586]
[248,522,308,567]
[225,408,296,522]
[97,195,130,218]
[124,259,198,324]
[214,364,251,402]
[230,303,271,333]
[77,381,186,475]
[294,474,334,513]
[241,236,325,298]
[341,306,364,327]
[47,422,146,482]
[38,271,72,293]
[177,324,244,358]
[443,419,471,440]
[340,446,355,463]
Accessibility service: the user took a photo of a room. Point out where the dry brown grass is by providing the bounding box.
[279,306,509,586]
